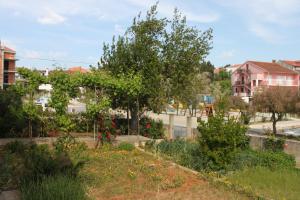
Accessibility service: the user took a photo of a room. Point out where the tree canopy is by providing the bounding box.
[100,4,213,129]
[253,87,298,134]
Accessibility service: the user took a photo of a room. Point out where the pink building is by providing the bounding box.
[232,61,299,102]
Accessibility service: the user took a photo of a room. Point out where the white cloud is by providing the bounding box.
[37,9,66,25]
[220,50,235,59]
[127,0,219,23]
[216,0,300,43]
[217,0,300,26]
[185,12,219,23]
[249,23,283,44]
[0,0,219,24]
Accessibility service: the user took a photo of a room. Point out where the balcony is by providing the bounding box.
[234,92,251,97]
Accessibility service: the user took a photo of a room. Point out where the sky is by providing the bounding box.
[0,0,300,69]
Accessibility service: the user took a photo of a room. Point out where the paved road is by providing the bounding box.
[249,118,300,134]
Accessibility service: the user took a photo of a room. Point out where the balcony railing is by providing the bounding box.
[234,92,251,97]
[234,80,250,84]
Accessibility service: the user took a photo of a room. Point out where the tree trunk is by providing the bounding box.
[127,104,130,135]
[29,119,32,138]
[271,112,277,134]
[130,107,138,133]
[272,120,277,134]
[93,119,96,141]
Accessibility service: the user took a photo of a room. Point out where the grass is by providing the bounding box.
[79,144,249,200]
[20,175,87,200]
[227,167,300,200]
[1,142,249,200]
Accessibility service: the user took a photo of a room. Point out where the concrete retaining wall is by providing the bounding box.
[0,137,96,149]
[248,134,300,166]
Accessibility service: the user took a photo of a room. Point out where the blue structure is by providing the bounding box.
[203,95,214,104]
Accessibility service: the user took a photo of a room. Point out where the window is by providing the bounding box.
[4,60,9,71]
[267,75,272,85]
[277,76,285,85]
[4,73,9,83]
[241,88,244,93]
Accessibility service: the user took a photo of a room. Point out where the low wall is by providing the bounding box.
[0,137,96,149]
[248,134,300,166]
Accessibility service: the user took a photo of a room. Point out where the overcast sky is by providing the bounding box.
[0,0,300,69]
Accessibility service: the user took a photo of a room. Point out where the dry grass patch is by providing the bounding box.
[80,145,249,200]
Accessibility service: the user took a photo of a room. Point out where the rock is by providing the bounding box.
[0,190,21,200]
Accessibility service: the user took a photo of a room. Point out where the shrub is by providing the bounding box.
[232,149,295,170]
[117,142,135,151]
[0,152,25,189]
[23,144,60,180]
[263,136,285,152]
[21,175,87,200]
[54,134,78,153]
[53,134,88,172]
[197,114,249,170]
[4,140,26,155]
[140,116,165,139]
[154,139,208,171]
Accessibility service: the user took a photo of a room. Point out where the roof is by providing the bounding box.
[249,61,297,75]
[231,64,241,68]
[0,46,16,53]
[67,66,89,74]
[282,60,300,67]
[214,67,224,74]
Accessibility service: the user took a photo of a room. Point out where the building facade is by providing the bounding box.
[0,45,17,89]
[232,61,299,102]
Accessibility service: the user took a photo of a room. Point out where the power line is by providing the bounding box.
[16,56,96,65]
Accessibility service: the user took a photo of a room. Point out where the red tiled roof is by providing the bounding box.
[1,46,16,53]
[231,64,241,68]
[282,60,300,67]
[214,67,224,74]
[67,66,89,74]
[249,61,297,75]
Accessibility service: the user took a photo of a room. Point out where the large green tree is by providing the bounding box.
[101,4,212,130]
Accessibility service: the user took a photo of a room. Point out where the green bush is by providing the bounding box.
[197,114,249,170]
[21,175,87,200]
[140,116,165,139]
[263,136,285,152]
[117,142,135,151]
[23,144,60,180]
[232,149,295,170]
[3,140,26,155]
[152,139,208,171]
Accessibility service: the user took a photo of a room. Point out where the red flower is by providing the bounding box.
[146,123,151,129]
[97,132,102,139]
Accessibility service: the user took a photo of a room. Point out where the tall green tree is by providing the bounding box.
[48,69,79,133]
[101,4,213,130]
